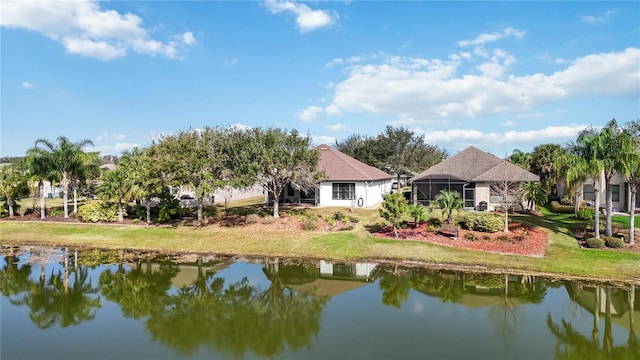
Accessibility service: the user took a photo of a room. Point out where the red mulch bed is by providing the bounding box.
[371,222,548,257]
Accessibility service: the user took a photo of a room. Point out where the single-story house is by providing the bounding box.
[569,172,640,213]
[410,146,540,211]
[278,144,394,208]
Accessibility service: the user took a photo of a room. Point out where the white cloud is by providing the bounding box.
[296,105,323,122]
[327,123,348,131]
[94,142,140,155]
[224,57,239,66]
[457,27,525,47]
[96,132,126,141]
[0,0,195,60]
[324,104,341,116]
[501,120,516,127]
[264,0,338,33]
[21,81,34,89]
[311,135,336,146]
[579,9,618,24]
[319,47,639,123]
[229,123,251,131]
[420,125,590,154]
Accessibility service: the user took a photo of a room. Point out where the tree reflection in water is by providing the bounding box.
[0,247,101,329]
[144,258,328,358]
[547,285,640,360]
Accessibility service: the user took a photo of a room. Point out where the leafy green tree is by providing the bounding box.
[408,204,426,228]
[379,191,409,238]
[430,190,463,225]
[336,126,447,181]
[98,168,133,223]
[0,162,29,218]
[155,128,225,223]
[530,144,565,196]
[70,151,101,214]
[33,136,94,218]
[243,128,320,218]
[521,181,546,212]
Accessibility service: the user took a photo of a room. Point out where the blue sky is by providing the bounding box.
[2,1,639,159]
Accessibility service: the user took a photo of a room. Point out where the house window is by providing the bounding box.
[612,185,619,202]
[332,183,355,200]
[583,184,595,201]
[489,188,503,203]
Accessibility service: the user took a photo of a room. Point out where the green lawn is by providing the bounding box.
[2,204,639,281]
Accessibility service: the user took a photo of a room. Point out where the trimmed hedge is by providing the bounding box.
[550,201,575,214]
[604,236,625,249]
[462,212,503,233]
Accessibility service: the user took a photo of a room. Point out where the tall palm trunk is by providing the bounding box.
[145,198,152,225]
[197,196,204,223]
[39,181,45,220]
[62,172,69,218]
[7,197,15,218]
[73,186,78,214]
[605,182,613,236]
[594,181,601,239]
[630,192,636,246]
[117,202,124,223]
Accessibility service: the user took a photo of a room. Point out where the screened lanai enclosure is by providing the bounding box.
[412,176,476,209]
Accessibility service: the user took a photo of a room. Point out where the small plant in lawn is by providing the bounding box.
[333,211,345,221]
[577,208,595,221]
[301,214,317,230]
[585,237,605,249]
[497,234,509,242]
[464,233,478,241]
[263,215,274,224]
[246,213,260,224]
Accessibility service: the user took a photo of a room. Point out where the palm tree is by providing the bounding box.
[97,168,133,223]
[431,190,464,224]
[555,151,589,216]
[521,181,546,212]
[26,149,58,219]
[509,149,532,171]
[623,121,640,245]
[570,131,605,238]
[531,144,565,196]
[407,204,426,228]
[119,147,165,224]
[70,151,100,214]
[33,136,94,218]
[596,120,635,236]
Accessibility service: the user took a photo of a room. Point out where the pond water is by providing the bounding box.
[1,246,638,360]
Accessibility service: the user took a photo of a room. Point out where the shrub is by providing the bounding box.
[50,208,64,217]
[78,201,120,223]
[427,217,442,227]
[263,215,274,224]
[333,211,345,221]
[611,222,622,235]
[203,206,218,218]
[560,196,573,205]
[604,236,625,249]
[464,233,478,241]
[246,213,260,224]
[497,235,509,242]
[513,234,526,242]
[463,213,503,233]
[301,214,317,230]
[482,235,491,241]
[576,208,595,221]
[550,201,575,214]
[157,197,180,223]
[585,237,605,249]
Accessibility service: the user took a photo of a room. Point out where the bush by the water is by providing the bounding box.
[585,237,605,249]
[78,201,123,222]
[604,236,625,249]
[462,212,503,233]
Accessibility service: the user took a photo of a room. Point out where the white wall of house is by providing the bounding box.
[582,172,629,212]
[317,179,392,208]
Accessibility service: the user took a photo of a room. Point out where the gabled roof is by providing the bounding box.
[412,146,539,182]
[317,144,393,182]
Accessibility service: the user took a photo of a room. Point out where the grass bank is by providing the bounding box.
[2,206,639,282]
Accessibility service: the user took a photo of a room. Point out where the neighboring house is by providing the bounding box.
[410,146,539,211]
[277,145,394,208]
[571,172,639,213]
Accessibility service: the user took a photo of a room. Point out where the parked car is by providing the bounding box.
[179,194,195,200]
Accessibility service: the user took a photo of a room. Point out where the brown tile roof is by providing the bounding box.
[412,146,539,182]
[317,144,393,181]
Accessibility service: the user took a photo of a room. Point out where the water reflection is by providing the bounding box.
[1,246,638,359]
